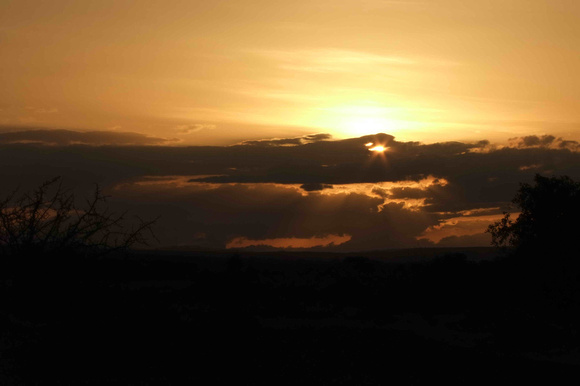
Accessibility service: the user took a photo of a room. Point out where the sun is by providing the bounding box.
[365,142,388,153]
[369,145,387,152]
[365,142,389,164]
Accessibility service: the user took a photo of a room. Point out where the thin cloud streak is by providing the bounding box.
[226,234,352,249]
[250,49,460,74]
[0,129,177,146]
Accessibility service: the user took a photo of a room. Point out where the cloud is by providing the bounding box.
[33,108,59,114]
[237,133,332,146]
[226,234,351,249]
[519,164,542,171]
[508,135,580,152]
[435,233,492,248]
[1,132,579,250]
[252,49,458,74]
[418,214,506,244]
[508,135,556,148]
[387,187,430,199]
[175,124,216,134]
[106,181,438,251]
[0,129,176,146]
[303,133,332,142]
[300,183,334,192]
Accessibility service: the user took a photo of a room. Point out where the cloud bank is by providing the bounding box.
[1,130,579,251]
[0,129,176,146]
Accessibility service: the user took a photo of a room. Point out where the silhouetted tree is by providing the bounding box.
[0,177,157,258]
[487,174,580,256]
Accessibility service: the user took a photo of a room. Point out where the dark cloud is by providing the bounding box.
[0,129,176,146]
[521,135,555,147]
[238,133,332,146]
[508,135,580,151]
[302,133,332,142]
[558,139,580,151]
[300,183,333,192]
[107,182,438,251]
[191,134,507,186]
[175,124,216,134]
[1,132,579,250]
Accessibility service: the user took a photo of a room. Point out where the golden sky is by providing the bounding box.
[2,0,580,145]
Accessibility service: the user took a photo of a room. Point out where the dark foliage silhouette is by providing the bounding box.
[487,174,580,312]
[0,177,157,258]
[487,174,580,255]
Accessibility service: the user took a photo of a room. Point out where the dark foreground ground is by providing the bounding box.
[2,248,579,384]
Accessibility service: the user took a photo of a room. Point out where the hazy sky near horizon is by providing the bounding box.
[2,0,580,145]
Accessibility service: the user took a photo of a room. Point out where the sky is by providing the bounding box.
[1,1,580,251]
[2,0,580,145]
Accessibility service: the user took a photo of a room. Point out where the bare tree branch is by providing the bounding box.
[0,177,158,258]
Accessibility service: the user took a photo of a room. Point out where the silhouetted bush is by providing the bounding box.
[487,174,580,311]
[0,177,157,259]
[487,174,580,256]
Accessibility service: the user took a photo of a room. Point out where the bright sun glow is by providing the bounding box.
[307,102,414,138]
[343,116,390,136]
[368,145,387,152]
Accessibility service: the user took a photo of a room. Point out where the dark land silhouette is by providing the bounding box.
[1,175,580,384]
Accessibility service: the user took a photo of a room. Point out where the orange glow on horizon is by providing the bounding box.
[226,234,352,249]
[418,213,507,243]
